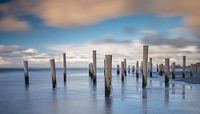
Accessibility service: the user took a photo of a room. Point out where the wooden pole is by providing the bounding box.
[63,53,67,82]
[143,45,148,88]
[121,62,125,82]
[157,64,159,72]
[23,61,29,85]
[89,63,93,77]
[124,58,127,76]
[136,61,139,78]
[117,64,120,75]
[132,65,135,73]
[141,61,143,73]
[50,59,57,88]
[105,55,112,97]
[172,62,176,79]
[159,64,163,76]
[149,58,152,77]
[93,50,97,83]
[182,56,186,78]
[165,58,170,85]
[128,65,130,74]
[190,64,193,77]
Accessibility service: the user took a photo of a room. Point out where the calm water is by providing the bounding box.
[0,68,200,114]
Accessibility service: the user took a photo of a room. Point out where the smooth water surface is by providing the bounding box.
[0,68,200,114]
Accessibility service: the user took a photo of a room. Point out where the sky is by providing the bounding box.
[0,0,200,68]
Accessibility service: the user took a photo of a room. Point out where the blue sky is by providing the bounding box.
[0,15,183,49]
[0,0,200,67]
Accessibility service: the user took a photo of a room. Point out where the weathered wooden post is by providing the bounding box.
[132,65,135,73]
[149,58,152,77]
[128,65,130,74]
[143,45,148,88]
[105,55,112,97]
[157,64,159,72]
[136,61,139,78]
[50,59,57,88]
[190,64,193,77]
[121,62,125,82]
[141,61,143,73]
[117,64,120,75]
[23,61,29,85]
[159,64,163,76]
[89,63,93,77]
[124,58,127,76]
[63,53,67,82]
[165,58,170,85]
[93,50,97,83]
[171,62,175,79]
[182,56,186,78]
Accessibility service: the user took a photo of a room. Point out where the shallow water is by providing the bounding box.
[0,68,200,114]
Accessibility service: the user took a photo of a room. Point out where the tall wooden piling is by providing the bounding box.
[63,53,67,82]
[117,64,120,75]
[165,58,170,85]
[93,50,97,83]
[149,58,152,77]
[23,61,29,85]
[50,59,57,88]
[121,62,125,82]
[136,61,139,78]
[105,55,112,97]
[124,59,127,76]
[172,62,176,79]
[128,65,130,74]
[143,45,148,88]
[182,56,186,78]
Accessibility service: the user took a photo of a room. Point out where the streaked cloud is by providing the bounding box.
[0,17,30,32]
[0,0,200,38]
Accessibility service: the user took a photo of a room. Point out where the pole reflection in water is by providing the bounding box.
[182,84,185,100]
[142,88,147,114]
[121,80,126,100]
[104,97,112,114]
[136,78,139,93]
[164,87,169,107]
[172,83,175,94]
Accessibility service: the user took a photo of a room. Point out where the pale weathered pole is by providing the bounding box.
[128,65,130,74]
[136,61,139,78]
[63,53,67,82]
[50,59,57,88]
[190,64,193,77]
[121,61,125,82]
[23,61,29,85]
[117,64,120,75]
[149,58,152,77]
[105,55,112,97]
[124,58,127,76]
[182,56,186,78]
[143,45,148,88]
[165,58,170,85]
[172,62,176,79]
[93,50,97,83]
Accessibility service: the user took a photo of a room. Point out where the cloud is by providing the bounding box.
[48,37,200,67]
[0,17,30,32]
[0,45,54,67]
[93,35,132,44]
[141,31,199,48]
[0,0,200,38]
